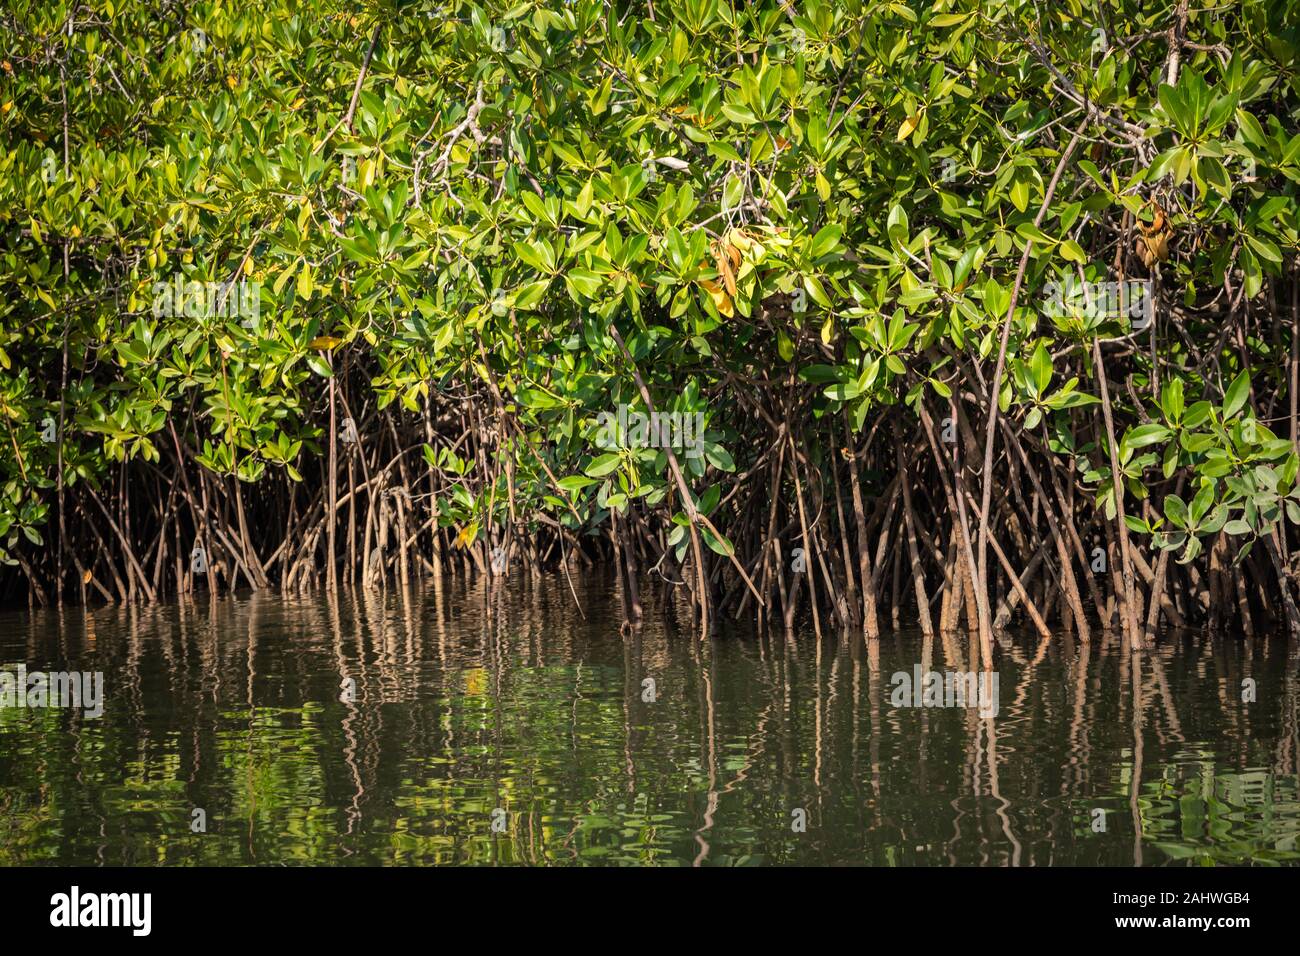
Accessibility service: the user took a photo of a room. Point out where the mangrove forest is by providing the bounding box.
[0,0,1298,655]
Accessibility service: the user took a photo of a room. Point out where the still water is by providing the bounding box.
[1,575,1298,866]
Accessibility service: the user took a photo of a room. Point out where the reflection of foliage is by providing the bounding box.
[0,787,57,865]
[1,596,1299,866]
[1144,768,1300,865]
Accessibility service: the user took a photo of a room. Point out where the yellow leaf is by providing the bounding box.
[699,279,734,318]
[718,253,737,297]
[273,263,295,295]
[310,335,342,350]
[815,171,831,201]
[897,113,919,142]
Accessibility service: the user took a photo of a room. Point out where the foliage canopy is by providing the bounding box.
[1,0,1298,635]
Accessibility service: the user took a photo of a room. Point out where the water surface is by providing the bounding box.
[2,576,1298,865]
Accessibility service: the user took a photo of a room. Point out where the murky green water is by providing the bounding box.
[1,576,1298,865]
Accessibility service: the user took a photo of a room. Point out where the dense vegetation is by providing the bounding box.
[1,0,1298,650]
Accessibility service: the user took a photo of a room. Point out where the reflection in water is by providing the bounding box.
[1,574,1298,866]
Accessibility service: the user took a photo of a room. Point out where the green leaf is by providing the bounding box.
[808,224,843,259]
[513,279,552,310]
[1029,341,1052,397]
[585,453,622,477]
[701,526,734,556]
[1163,494,1189,529]
[1222,370,1251,418]
[702,442,735,472]
[1015,222,1055,246]
[1123,423,1172,452]
[1160,378,1185,424]
[1058,239,1085,263]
